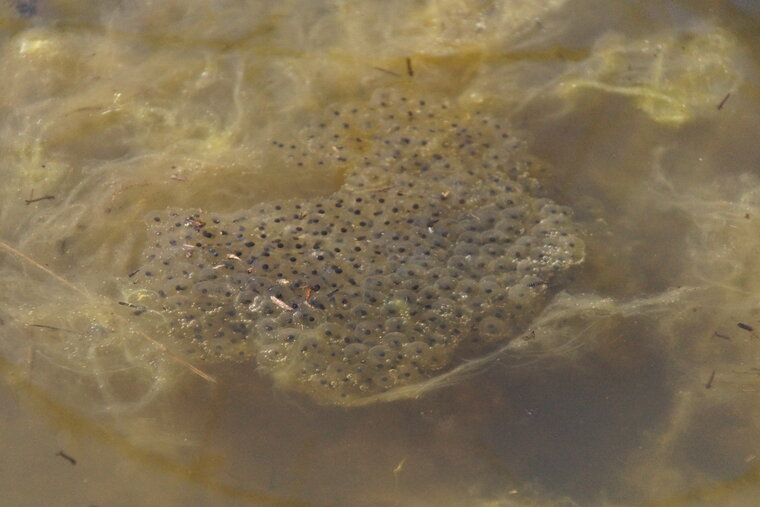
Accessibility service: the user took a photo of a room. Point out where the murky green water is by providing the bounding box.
[2,1,760,505]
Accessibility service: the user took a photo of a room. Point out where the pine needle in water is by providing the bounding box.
[0,240,216,383]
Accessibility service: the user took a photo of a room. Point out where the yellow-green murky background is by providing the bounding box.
[2,0,760,505]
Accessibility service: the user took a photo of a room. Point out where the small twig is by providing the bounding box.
[393,456,406,493]
[136,330,217,384]
[270,295,293,311]
[117,301,147,315]
[25,195,55,205]
[28,323,78,334]
[303,286,317,310]
[0,241,87,297]
[717,93,731,110]
[372,66,401,77]
[185,216,206,232]
[56,451,77,465]
[393,457,406,476]
[705,370,716,389]
[405,57,414,77]
[347,184,397,194]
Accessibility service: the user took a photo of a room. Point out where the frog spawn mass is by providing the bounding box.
[131,90,584,405]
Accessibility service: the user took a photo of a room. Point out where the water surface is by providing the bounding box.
[2,1,760,506]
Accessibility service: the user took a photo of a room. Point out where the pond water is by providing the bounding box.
[1,1,760,505]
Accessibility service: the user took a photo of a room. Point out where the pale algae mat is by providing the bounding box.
[129,89,584,405]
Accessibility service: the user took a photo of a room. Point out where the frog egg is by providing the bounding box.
[391,363,424,385]
[257,343,289,368]
[363,289,384,305]
[324,362,350,386]
[478,315,509,339]
[383,317,407,333]
[160,294,190,311]
[434,276,458,292]
[429,297,457,314]
[317,322,348,344]
[342,342,369,360]
[455,279,481,299]
[355,320,383,340]
[401,341,435,367]
[371,372,396,390]
[507,284,538,305]
[367,344,392,369]
[254,317,279,335]
[297,332,329,360]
